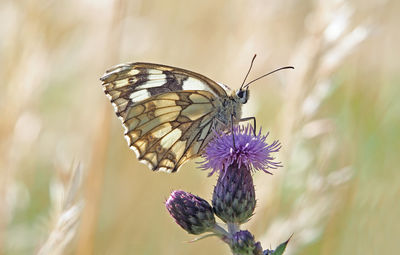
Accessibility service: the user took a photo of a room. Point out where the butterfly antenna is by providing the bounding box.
[243,66,294,89]
[240,54,257,91]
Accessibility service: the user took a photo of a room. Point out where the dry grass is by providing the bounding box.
[1,0,399,254]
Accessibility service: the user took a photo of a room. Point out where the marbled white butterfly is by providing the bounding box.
[100,56,292,172]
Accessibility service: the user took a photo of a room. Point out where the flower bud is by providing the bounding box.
[230,230,261,255]
[166,190,216,235]
[212,163,256,224]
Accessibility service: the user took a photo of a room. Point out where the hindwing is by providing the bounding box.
[123,91,217,172]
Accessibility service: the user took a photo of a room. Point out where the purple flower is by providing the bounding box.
[165,190,216,235]
[201,125,282,175]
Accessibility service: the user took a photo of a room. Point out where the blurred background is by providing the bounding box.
[1,0,399,254]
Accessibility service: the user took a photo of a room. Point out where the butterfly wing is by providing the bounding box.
[123,91,219,172]
[100,63,229,172]
[101,62,228,119]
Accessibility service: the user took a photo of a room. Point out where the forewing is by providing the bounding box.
[123,91,218,172]
[100,62,228,120]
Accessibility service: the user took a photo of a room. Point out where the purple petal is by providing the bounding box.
[200,125,282,175]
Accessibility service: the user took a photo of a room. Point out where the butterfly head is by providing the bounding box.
[235,88,249,104]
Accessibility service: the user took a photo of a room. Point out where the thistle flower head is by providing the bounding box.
[201,125,282,175]
[212,163,256,224]
[165,190,216,235]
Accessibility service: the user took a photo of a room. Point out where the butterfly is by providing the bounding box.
[100,56,292,173]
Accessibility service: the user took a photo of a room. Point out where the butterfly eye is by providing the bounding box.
[236,90,248,104]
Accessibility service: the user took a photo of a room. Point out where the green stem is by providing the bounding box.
[227,222,240,234]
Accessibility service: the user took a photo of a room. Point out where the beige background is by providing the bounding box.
[1,0,399,254]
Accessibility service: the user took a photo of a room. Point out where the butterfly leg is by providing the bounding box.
[231,114,236,149]
[239,116,256,135]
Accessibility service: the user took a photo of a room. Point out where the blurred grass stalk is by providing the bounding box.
[37,165,83,255]
[256,0,370,253]
[74,1,126,254]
